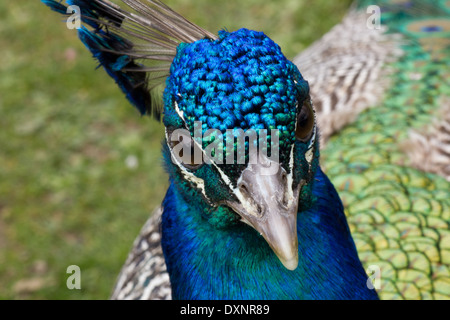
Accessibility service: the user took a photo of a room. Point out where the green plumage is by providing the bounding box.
[322,0,450,299]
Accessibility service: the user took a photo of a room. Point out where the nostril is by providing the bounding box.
[282,193,289,208]
[239,183,250,197]
[238,182,265,217]
[255,203,264,217]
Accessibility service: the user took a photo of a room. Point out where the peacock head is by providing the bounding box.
[162,28,319,270]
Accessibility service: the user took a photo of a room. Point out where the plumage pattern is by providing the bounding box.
[320,0,450,299]
[404,101,450,181]
[43,0,450,300]
[293,11,402,145]
[111,207,171,300]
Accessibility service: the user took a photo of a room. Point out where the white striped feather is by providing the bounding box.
[403,100,450,182]
[293,10,403,146]
[110,207,171,300]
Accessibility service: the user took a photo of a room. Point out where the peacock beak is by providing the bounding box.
[226,157,300,270]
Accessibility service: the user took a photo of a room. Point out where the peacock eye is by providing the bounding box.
[295,99,315,142]
[167,127,203,170]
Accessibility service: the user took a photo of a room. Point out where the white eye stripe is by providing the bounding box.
[307,124,317,150]
[165,127,210,201]
[174,101,187,125]
[172,101,234,189]
[166,125,234,204]
[286,143,296,201]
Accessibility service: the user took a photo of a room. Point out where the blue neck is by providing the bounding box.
[161,167,379,299]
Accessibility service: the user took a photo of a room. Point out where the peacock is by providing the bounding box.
[42,0,450,300]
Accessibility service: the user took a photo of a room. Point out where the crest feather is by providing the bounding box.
[43,0,217,119]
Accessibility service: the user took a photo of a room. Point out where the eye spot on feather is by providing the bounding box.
[420,25,443,32]
[404,19,450,57]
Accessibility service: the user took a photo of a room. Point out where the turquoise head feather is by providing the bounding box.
[162,28,319,269]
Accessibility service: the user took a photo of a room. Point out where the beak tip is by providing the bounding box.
[279,254,299,271]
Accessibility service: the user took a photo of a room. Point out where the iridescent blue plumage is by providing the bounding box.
[162,167,378,299]
[167,29,304,135]
[163,29,312,192]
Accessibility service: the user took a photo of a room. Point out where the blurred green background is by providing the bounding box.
[0,0,352,299]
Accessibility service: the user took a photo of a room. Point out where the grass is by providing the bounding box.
[0,0,352,299]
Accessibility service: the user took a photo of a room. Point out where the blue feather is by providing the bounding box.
[161,166,379,299]
[41,0,162,118]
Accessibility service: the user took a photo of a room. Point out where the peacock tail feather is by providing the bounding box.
[319,0,450,299]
